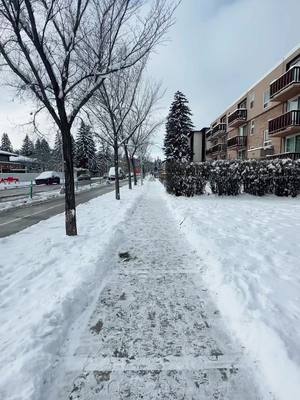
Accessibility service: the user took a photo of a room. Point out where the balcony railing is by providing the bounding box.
[266,152,300,160]
[211,143,226,153]
[270,66,300,102]
[228,108,247,127]
[206,129,212,138]
[227,135,247,148]
[268,110,300,137]
[212,123,227,137]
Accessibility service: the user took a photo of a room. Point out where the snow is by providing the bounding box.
[162,185,300,400]
[10,155,37,163]
[1,180,299,400]
[0,184,144,400]
[35,171,60,180]
[0,181,105,212]
[46,181,271,400]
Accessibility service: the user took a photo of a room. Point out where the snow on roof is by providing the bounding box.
[36,171,58,179]
[0,150,18,157]
[10,155,37,163]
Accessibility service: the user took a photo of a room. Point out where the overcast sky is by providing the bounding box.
[1,0,300,158]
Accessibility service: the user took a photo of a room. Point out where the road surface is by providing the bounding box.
[0,181,127,238]
[0,178,103,202]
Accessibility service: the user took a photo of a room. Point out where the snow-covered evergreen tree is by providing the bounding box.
[75,122,96,170]
[52,131,63,171]
[20,134,34,156]
[164,91,194,162]
[1,133,13,152]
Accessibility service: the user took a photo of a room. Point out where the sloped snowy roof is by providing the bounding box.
[10,155,37,163]
[0,150,18,157]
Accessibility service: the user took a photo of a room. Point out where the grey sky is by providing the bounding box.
[1,0,300,158]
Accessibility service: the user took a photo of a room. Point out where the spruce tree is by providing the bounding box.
[1,133,13,152]
[52,131,63,171]
[21,134,34,156]
[75,122,96,170]
[164,91,194,162]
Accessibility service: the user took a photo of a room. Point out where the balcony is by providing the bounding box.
[270,66,300,102]
[228,108,247,128]
[211,143,226,154]
[266,152,300,160]
[212,123,227,137]
[206,129,212,139]
[268,110,300,137]
[227,135,247,148]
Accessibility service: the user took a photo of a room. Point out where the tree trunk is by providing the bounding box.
[131,156,138,185]
[61,124,77,236]
[124,144,132,190]
[114,141,120,200]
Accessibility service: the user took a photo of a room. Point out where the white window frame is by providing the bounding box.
[285,133,300,152]
[263,89,270,109]
[263,129,271,147]
[250,120,255,135]
[249,93,255,109]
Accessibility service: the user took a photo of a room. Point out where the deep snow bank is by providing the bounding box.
[0,184,143,400]
[159,182,300,400]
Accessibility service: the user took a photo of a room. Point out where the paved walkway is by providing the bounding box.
[49,185,271,399]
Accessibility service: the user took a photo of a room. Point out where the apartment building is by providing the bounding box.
[206,46,300,161]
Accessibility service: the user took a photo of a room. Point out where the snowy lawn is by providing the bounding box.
[0,184,143,400]
[162,184,300,400]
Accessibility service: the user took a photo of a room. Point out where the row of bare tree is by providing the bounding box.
[0,0,177,235]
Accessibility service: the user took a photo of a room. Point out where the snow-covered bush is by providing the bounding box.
[165,158,300,198]
[240,160,273,196]
[209,160,241,196]
[165,161,209,197]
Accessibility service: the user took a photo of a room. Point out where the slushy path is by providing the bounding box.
[49,183,272,400]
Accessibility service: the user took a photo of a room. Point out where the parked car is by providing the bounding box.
[77,173,91,181]
[35,171,60,185]
[108,167,126,181]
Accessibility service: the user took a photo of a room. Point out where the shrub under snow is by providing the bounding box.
[164,159,300,197]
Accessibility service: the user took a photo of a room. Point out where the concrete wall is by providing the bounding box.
[193,132,204,162]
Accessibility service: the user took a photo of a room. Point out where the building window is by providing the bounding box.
[238,150,246,160]
[285,135,300,153]
[263,89,270,109]
[249,93,255,109]
[263,129,271,146]
[250,120,255,135]
[238,98,247,109]
[239,125,247,137]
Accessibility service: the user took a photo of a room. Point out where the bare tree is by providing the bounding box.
[127,118,163,185]
[89,60,162,199]
[0,0,177,235]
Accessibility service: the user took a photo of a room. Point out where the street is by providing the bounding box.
[0,181,128,238]
[0,178,103,202]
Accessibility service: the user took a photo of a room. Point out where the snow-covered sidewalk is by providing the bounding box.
[46,182,270,400]
[0,185,144,400]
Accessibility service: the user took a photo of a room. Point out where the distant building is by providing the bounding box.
[0,150,38,173]
[188,128,208,162]
[0,150,20,173]
[206,46,300,161]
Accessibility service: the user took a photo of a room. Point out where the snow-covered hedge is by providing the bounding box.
[165,159,300,197]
